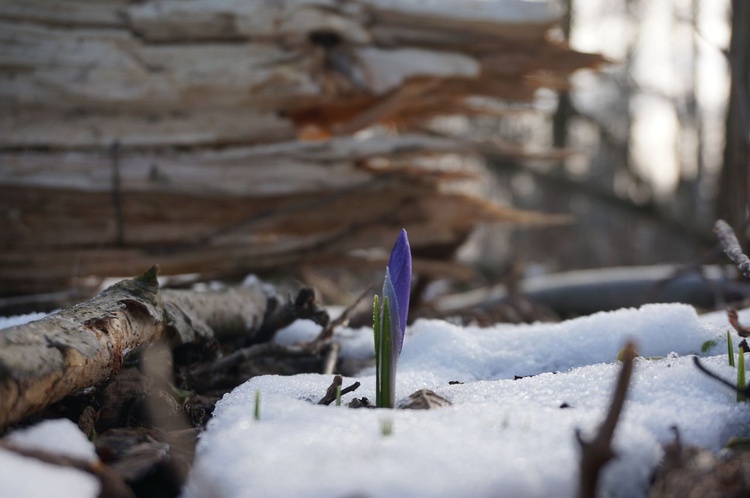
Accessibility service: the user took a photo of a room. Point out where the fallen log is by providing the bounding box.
[0,268,167,428]
[0,267,326,428]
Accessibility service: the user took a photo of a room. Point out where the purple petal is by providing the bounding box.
[383,268,403,356]
[386,229,412,337]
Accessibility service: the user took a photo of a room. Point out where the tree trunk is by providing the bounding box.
[718,0,750,229]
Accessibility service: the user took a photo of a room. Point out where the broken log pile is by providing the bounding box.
[0,0,604,298]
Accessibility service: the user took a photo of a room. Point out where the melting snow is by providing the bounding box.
[4,304,750,498]
[183,304,750,498]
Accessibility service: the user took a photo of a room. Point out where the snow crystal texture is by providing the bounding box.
[183,304,750,498]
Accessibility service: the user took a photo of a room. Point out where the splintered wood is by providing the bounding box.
[0,0,603,297]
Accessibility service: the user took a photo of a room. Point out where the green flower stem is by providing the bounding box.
[379,297,394,408]
[728,331,736,367]
[738,348,747,403]
[373,295,381,405]
[373,296,394,408]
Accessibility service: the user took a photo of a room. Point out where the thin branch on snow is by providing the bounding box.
[728,308,750,337]
[318,375,361,405]
[314,285,373,344]
[692,356,750,396]
[576,341,636,498]
[0,441,134,498]
[318,375,343,405]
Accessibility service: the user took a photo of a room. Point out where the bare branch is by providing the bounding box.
[0,441,134,498]
[576,341,636,498]
[728,308,750,337]
[692,356,749,395]
[714,219,750,279]
[314,285,373,344]
[318,375,343,405]
[339,382,361,397]
[195,343,309,375]
[317,375,361,405]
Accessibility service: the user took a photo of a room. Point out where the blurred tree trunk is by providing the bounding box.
[718,0,750,229]
[552,0,573,151]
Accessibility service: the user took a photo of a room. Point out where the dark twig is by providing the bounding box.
[196,343,309,375]
[576,341,637,498]
[728,308,750,337]
[314,286,373,344]
[693,356,750,396]
[339,381,360,397]
[341,382,362,396]
[714,219,750,279]
[318,375,361,405]
[0,441,134,498]
[305,285,373,363]
[318,375,343,405]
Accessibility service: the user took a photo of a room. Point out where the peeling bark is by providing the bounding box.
[0,268,165,427]
[0,267,281,428]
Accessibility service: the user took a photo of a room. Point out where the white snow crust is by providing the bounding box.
[183,304,750,498]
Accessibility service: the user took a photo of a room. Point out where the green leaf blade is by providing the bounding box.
[738,348,747,403]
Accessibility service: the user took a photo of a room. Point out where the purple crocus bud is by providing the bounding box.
[383,228,411,355]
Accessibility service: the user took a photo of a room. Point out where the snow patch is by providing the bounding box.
[183,304,750,498]
[0,419,100,498]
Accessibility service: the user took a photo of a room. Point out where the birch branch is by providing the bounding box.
[714,219,750,279]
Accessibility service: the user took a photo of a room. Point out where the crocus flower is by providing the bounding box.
[385,229,411,350]
[374,229,412,408]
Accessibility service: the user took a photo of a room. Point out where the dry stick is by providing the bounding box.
[322,342,340,375]
[0,441,134,498]
[576,341,636,498]
[314,285,374,344]
[198,343,309,375]
[197,286,343,376]
[714,219,750,279]
[318,375,361,406]
[728,308,750,337]
[692,356,750,396]
[318,375,343,405]
[307,286,373,369]
[339,382,361,397]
